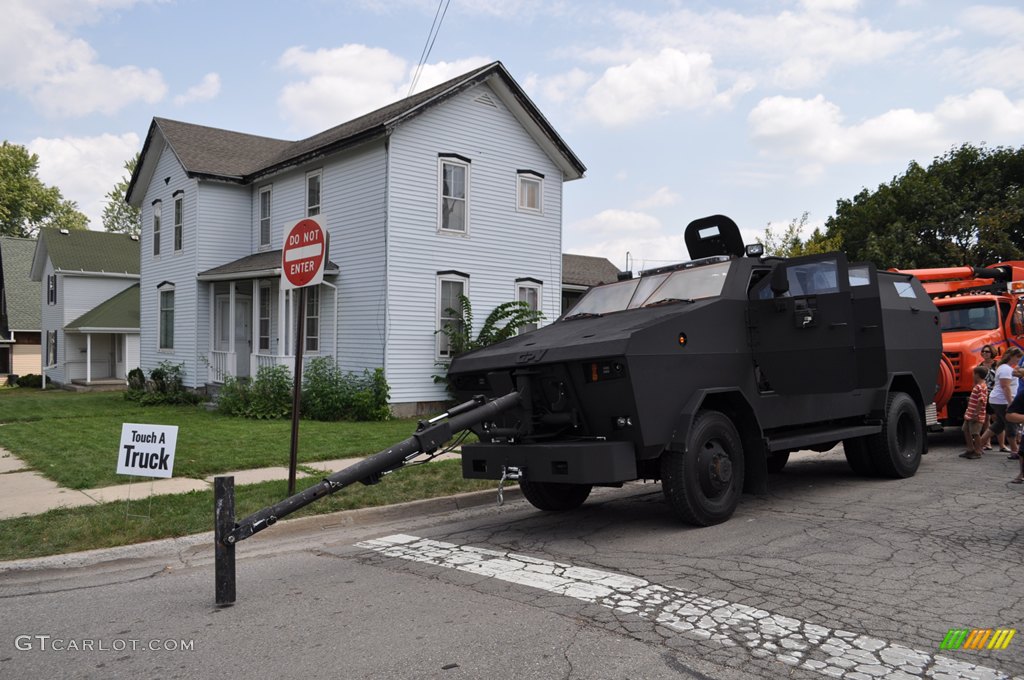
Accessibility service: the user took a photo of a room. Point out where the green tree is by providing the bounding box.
[438,295,545,356]
[824,143,1024,269]
[0,141,88,237]
[759,212,841,258]
[102,152,141,236]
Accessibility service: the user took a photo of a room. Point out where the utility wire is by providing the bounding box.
[408,0,452,97]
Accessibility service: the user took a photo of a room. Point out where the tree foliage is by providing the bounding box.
[0,141,88,237]
[758,212,841,258]
[437,295,545,357]
[102,152,141,236]
[824,143,1024,269]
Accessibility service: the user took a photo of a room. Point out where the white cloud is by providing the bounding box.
[799,0,861,13]
[0,0,166,117]
[525,68,591,104]
[27,132,141,229]
[748,88,1024,167]
[277,45,489,134]
[174,73,221,107]
[959,5,1024,37]
[633,187,680,210]
[582,49,745,126]
[565,209,680,269]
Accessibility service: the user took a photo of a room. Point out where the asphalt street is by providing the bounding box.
[1,429,1022,680]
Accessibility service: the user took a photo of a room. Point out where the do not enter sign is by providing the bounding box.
[282,218,328,290]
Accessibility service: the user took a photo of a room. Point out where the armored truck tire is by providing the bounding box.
[661,410,745,526]
[519,479,593,511]
[866,391,923,478]
[766,451,790,473]
[843,437,876,476]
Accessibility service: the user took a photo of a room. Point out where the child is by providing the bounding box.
[962,365,989,459]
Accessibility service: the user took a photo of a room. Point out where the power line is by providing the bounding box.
[408,0,452,97]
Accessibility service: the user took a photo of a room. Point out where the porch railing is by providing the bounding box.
[208,352,322,383]
[208,350,235,383]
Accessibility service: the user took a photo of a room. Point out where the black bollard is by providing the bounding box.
[214,476,236,606]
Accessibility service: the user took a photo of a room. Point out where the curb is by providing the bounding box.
[0,486,524,573]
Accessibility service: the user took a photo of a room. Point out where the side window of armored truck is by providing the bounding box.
[749,259,840,300]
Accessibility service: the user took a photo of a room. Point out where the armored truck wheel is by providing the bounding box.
[661,411,745,526]
[519,480,592,511]
[867,392,923,478]
[843,437,876,476]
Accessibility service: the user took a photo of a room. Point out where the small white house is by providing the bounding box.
[125,61,585,415]
[29,229,141,387]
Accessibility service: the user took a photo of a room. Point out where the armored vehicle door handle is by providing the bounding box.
[860,324,879,330]
[829,322,848,328]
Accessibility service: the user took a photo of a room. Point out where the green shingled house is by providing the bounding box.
[0,236,42,382]
[29,229,141,387]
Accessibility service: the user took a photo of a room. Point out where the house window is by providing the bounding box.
[517,171,543,213]
[46,275,57,305]
[439,157,469,233]
[517,279,541,333]
[45,330,57,367]
[305,286,320,353]
[152,200,162,256]
[306,171,321,217]
[259,282,271,351]
[159,288,175,350]
[437,273,468,358]
[259,187,272,247]
[173,192,183,251]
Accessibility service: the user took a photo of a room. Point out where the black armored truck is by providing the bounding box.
[447,215,942,526]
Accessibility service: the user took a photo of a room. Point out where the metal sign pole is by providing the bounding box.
[288,286,307,496]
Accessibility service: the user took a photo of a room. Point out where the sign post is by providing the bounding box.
[281,218,327,495]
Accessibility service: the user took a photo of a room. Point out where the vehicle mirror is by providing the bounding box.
[770,266,790,297]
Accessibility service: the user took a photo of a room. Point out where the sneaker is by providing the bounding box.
[1009,453,1021,460]
[966,453,982,459]
[1000,447,1013,452]
[959,451,971,458]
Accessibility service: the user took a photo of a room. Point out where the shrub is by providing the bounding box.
[16,374,45,388]
[126,367,146,392]
[247,365,292,419]
[300,359,391,421]
[126,362,202,406]
[215,375,251,417]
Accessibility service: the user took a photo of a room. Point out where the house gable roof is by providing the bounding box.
[65,283,140,332]
[30,229,140,281]
[562,254,621,288]
[0,236,41,332]
[197,250,340,281]
[127,61,585,207]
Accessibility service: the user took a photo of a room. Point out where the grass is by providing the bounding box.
[0,388,502,560]
[0,460,500,560]
[0,389,428,489]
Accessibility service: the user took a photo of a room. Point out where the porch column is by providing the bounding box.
[229,283,236,377]
[86,334,92,384]
[208,284,215,383]
[278,285,288,356]
[251,280,258,375]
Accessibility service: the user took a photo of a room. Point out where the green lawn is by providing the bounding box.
[0,389,429,489]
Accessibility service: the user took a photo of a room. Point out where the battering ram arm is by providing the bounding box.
[224,390,522,545]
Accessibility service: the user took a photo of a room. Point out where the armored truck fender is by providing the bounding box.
[449,215,941,526]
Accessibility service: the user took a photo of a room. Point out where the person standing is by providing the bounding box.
[961,366,989,459]
[978,347,1023,455]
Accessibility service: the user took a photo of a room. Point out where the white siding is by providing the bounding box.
[385,84,565,403]
[39,259,62,383]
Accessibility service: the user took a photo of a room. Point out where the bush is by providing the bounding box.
[300,359,390,421]
[215,365,292,419]
[125,362,202,406]
[16,374,45,388]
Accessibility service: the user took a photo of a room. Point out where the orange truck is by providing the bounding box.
[894,262,1024,425]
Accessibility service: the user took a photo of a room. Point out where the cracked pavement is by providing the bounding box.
[1,431,1022,678]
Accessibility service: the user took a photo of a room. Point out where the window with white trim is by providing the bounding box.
[439,158,468,233]
[159,286,175,351]
[152,200,162,256]
[306,171,321,217]
[45,330,57,366]
[437,273,468,358]
[305,286,320,353]
[259,186,272,247]
[517,171,543,213]
[517,279,541,333]
[173,192,183,251]
[259,282,271,351]
[46,275,56,305]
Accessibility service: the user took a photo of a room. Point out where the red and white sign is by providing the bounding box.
[281,217,327,290]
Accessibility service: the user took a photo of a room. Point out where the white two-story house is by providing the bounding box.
[29,229,141,387]
[125,61,585,415]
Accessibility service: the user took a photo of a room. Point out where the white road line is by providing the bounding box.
[356,534,1021,680]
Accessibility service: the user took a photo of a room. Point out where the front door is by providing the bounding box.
[216,296,252,378]
[748,254,858,394]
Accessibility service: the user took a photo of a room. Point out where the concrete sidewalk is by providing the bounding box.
[0,447,461,520]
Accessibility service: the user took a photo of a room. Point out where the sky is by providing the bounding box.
[2,0,1023,273]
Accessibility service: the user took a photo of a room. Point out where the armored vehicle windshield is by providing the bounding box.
[566,258,733,317]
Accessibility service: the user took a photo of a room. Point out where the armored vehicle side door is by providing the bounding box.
[848,262,887,388]
[747,254,858,394]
